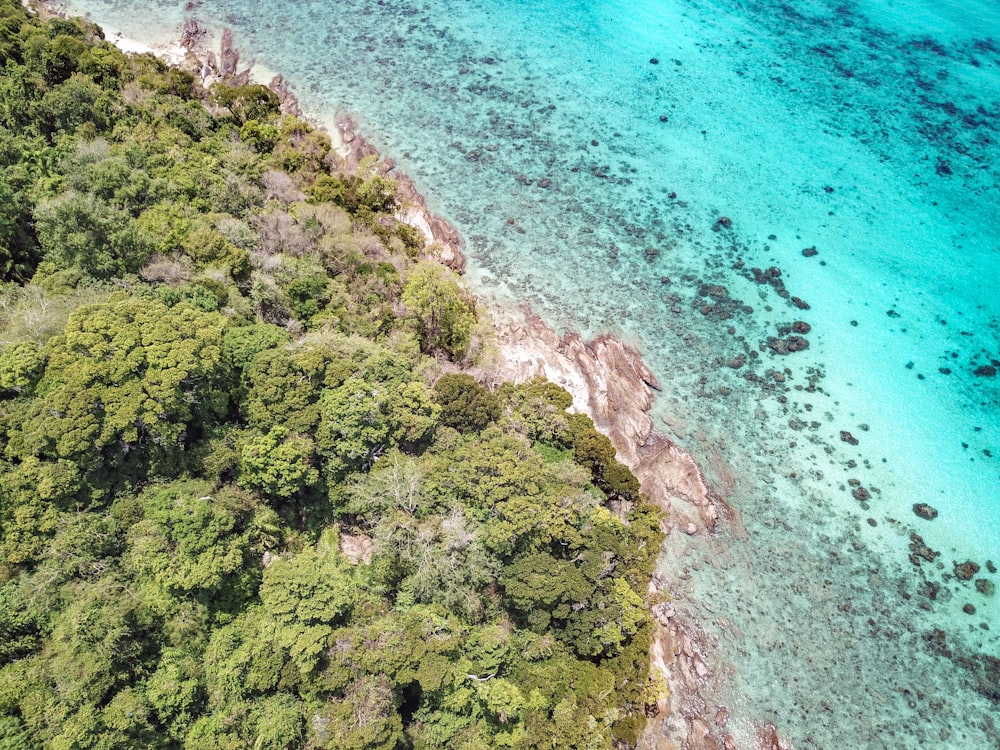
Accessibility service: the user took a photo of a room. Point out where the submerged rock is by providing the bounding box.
[913,503,939,520]
[802,246,819,257]
[909,533,940,564]
[840,430,860,446]
[715,706,730,727]
[975,579,995,596]
[954,560,981,581]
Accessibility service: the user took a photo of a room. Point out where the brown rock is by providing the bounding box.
[338,533,373,564]
[852,486,871,501]
[913,503,938,520]
[964,603,977,614]
[802,246,818,257]
[786,335,809,352]
[767,337,789,355]
[791,296,811,310]
[840,430,859,445]
[975,578,995,596]
[909,533,940,564]
[759,722,791,750]
[715,706,730,727]
[954,560,981,581]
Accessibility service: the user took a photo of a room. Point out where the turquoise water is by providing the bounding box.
[63,0,1000,746]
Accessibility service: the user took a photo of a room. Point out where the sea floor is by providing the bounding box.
[57,0,1000,746]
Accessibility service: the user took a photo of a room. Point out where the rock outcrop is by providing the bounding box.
[492,309,723,535]
[334,117,466,272]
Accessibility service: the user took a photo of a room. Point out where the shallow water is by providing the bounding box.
[64,0,1000,746]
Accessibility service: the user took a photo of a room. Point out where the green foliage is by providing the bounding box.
[243,343,334,433]
[316,374,440,477]
[306,170,397,218]
[210,83,280,125]
[498,376,573,443]
[310,675,403,750]
[403,261,476,358]
[125,481,258,614]
[566,413,642,502]
[0,341,45,396]
[34,189,152,278]
[238,118,278,152]
[222,322,290,374]
[12,295,228,492]
[238,427,319,501]
[259,529,357,673]
[433,373,500,432]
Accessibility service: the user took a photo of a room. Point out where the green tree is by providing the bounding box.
[566,413,641,502]
[124,481,258,615]
[259,528,358,674]
[402,262,476,358]
[0,341,45,396]
[33,190,151,278]
[310,675,403,750]
[243,344,334,434]
[15,295,229,484]
[211,84,280,126]
[433,373,499,432]
[238,427,319,501]
[316,375,439,477]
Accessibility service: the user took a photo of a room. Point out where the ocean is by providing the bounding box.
[58,0,1000,746]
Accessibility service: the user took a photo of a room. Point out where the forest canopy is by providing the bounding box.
[0,2,665,747]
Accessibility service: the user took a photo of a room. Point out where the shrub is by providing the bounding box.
[433,373,499,432]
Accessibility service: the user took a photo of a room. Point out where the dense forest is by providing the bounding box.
[0,2,666,747]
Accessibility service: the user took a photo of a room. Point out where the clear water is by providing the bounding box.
[63,0,1000,746]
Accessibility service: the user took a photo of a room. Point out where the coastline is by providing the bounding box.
[23,3,789,747]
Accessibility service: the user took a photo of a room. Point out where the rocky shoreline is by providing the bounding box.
[489,308,791,750]
[27,3,792,746]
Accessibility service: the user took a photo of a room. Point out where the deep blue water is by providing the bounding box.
[63,0,1000,746]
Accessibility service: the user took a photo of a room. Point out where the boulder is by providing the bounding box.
[909,533,939,564]
[913,503,938,520]
[954,560,981,581]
